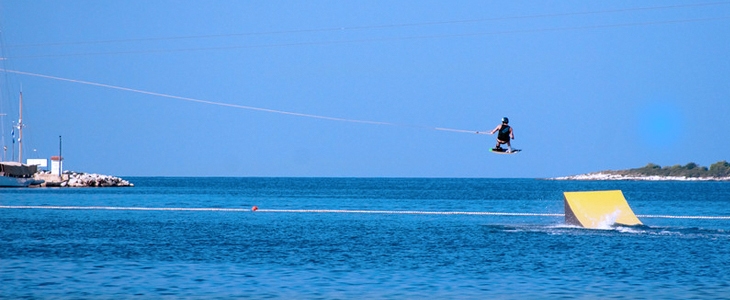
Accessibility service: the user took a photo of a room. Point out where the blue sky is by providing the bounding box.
[0,1,728,177]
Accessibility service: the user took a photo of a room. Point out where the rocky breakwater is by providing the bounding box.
[36,171,134,187]
[65,172,134,187]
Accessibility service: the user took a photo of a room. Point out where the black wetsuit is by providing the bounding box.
[497,124,511,142]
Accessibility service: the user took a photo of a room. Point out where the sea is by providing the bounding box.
[2,178,729,299]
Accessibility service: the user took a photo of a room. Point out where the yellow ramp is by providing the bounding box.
[564,190,642,228]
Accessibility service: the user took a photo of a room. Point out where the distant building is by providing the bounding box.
[27,159,48,171]
[51,156,63,175]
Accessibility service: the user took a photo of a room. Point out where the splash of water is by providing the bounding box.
[595,209,622,230]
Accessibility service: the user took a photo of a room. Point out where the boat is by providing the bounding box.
[0,92,44,187]
[0,161,39,187]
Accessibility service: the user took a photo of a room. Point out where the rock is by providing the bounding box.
[53,171,134,187]
[33,170,134,187]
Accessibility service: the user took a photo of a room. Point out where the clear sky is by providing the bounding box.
[0,1,728,178]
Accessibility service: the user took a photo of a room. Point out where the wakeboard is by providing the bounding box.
[490,148,521,154]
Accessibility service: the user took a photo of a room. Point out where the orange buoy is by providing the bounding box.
[252,206,258,211]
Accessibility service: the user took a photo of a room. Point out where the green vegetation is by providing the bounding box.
[610,161,730,178]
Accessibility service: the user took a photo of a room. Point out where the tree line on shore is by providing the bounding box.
[610,161,730,178]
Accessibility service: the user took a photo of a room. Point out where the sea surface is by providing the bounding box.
[2,178,730,299]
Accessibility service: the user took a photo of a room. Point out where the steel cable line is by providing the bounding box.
[6,1,730,49]
[6,16,730,60]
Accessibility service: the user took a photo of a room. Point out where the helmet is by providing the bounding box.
[502,117,509,124]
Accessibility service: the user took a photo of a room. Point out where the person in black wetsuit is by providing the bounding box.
[489,117,514,152]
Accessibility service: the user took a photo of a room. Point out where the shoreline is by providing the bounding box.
[551,172,730,181]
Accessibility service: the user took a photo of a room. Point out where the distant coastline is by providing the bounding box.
[552,161,730,181]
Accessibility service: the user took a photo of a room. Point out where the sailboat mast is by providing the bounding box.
[18,91,23,163]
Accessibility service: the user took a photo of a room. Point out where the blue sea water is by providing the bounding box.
[2,178,730,299]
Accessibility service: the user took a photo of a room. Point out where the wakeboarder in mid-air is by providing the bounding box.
[488,117,519,154]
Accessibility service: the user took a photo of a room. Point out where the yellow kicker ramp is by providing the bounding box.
[564,190,642,229]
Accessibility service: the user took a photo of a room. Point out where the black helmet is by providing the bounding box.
[502,117,509,124]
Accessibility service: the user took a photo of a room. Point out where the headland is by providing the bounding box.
[552,161,730,181]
